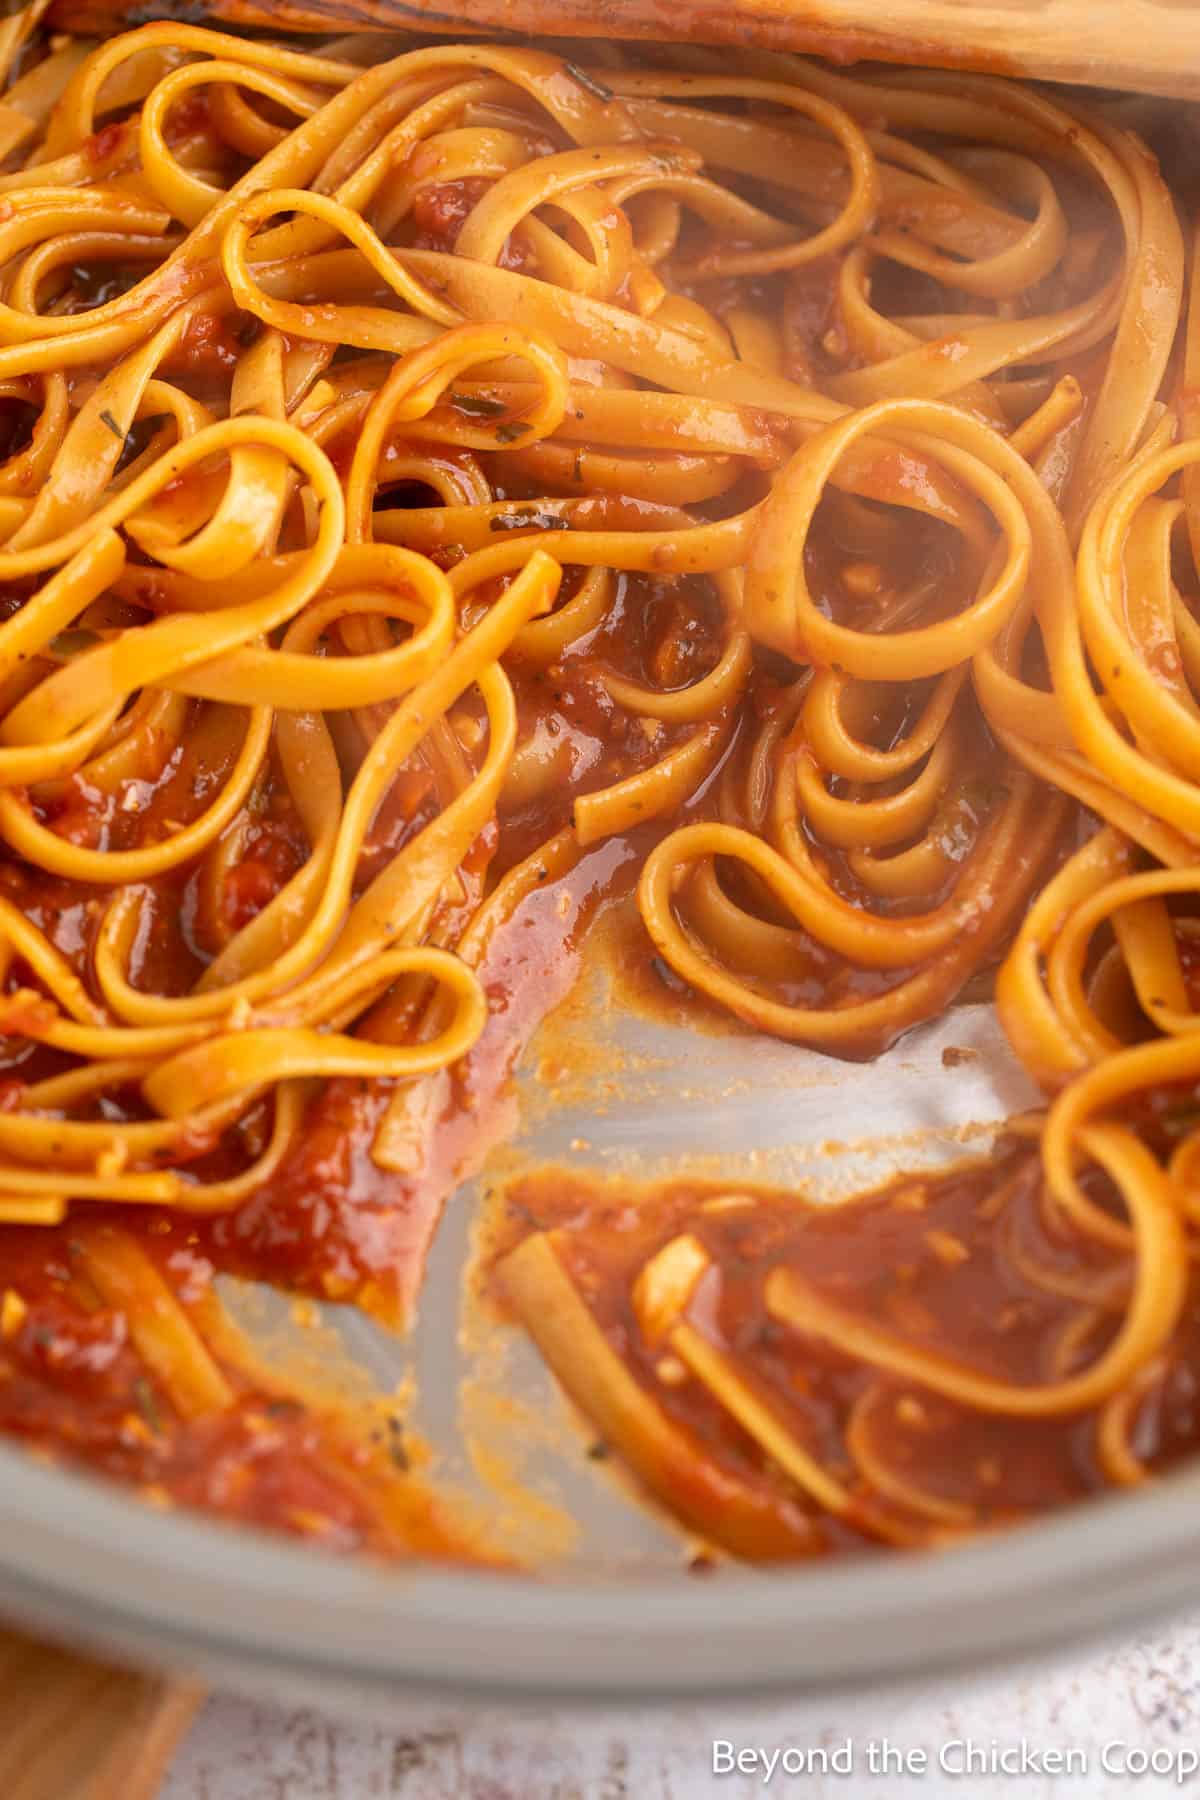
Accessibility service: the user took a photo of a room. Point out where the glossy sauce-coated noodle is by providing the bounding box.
[0,13,1195,1560]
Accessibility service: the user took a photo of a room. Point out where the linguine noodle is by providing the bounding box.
[0,13,1197,1558]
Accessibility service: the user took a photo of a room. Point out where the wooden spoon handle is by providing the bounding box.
[0,1628,202,1800]
[44,0,1200,102]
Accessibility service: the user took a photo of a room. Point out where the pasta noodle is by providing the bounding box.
[0,11,1196,1560]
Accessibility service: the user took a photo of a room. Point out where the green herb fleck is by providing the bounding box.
[386,1414,410,1472]
[495,421,531,444]
[264,1397,304,1419]
[49,627,101,659]
[133,1376,164,1435]
[450,390,507,418]
[99,409,125,441]
[564,61,613,102]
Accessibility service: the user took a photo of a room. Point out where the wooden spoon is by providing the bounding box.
[44,0,1200,102]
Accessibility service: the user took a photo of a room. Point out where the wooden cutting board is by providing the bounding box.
[0,1629,202,1800]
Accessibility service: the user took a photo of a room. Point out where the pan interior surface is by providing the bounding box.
[2,972,1196,1707]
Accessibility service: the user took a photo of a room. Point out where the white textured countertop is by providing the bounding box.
[162,1619,1200,1798]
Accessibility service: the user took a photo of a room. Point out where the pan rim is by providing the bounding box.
[0,1435,1196,1704]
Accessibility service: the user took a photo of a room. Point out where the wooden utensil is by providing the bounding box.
[0,1628,202,1800]
[45,0,1200,102]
